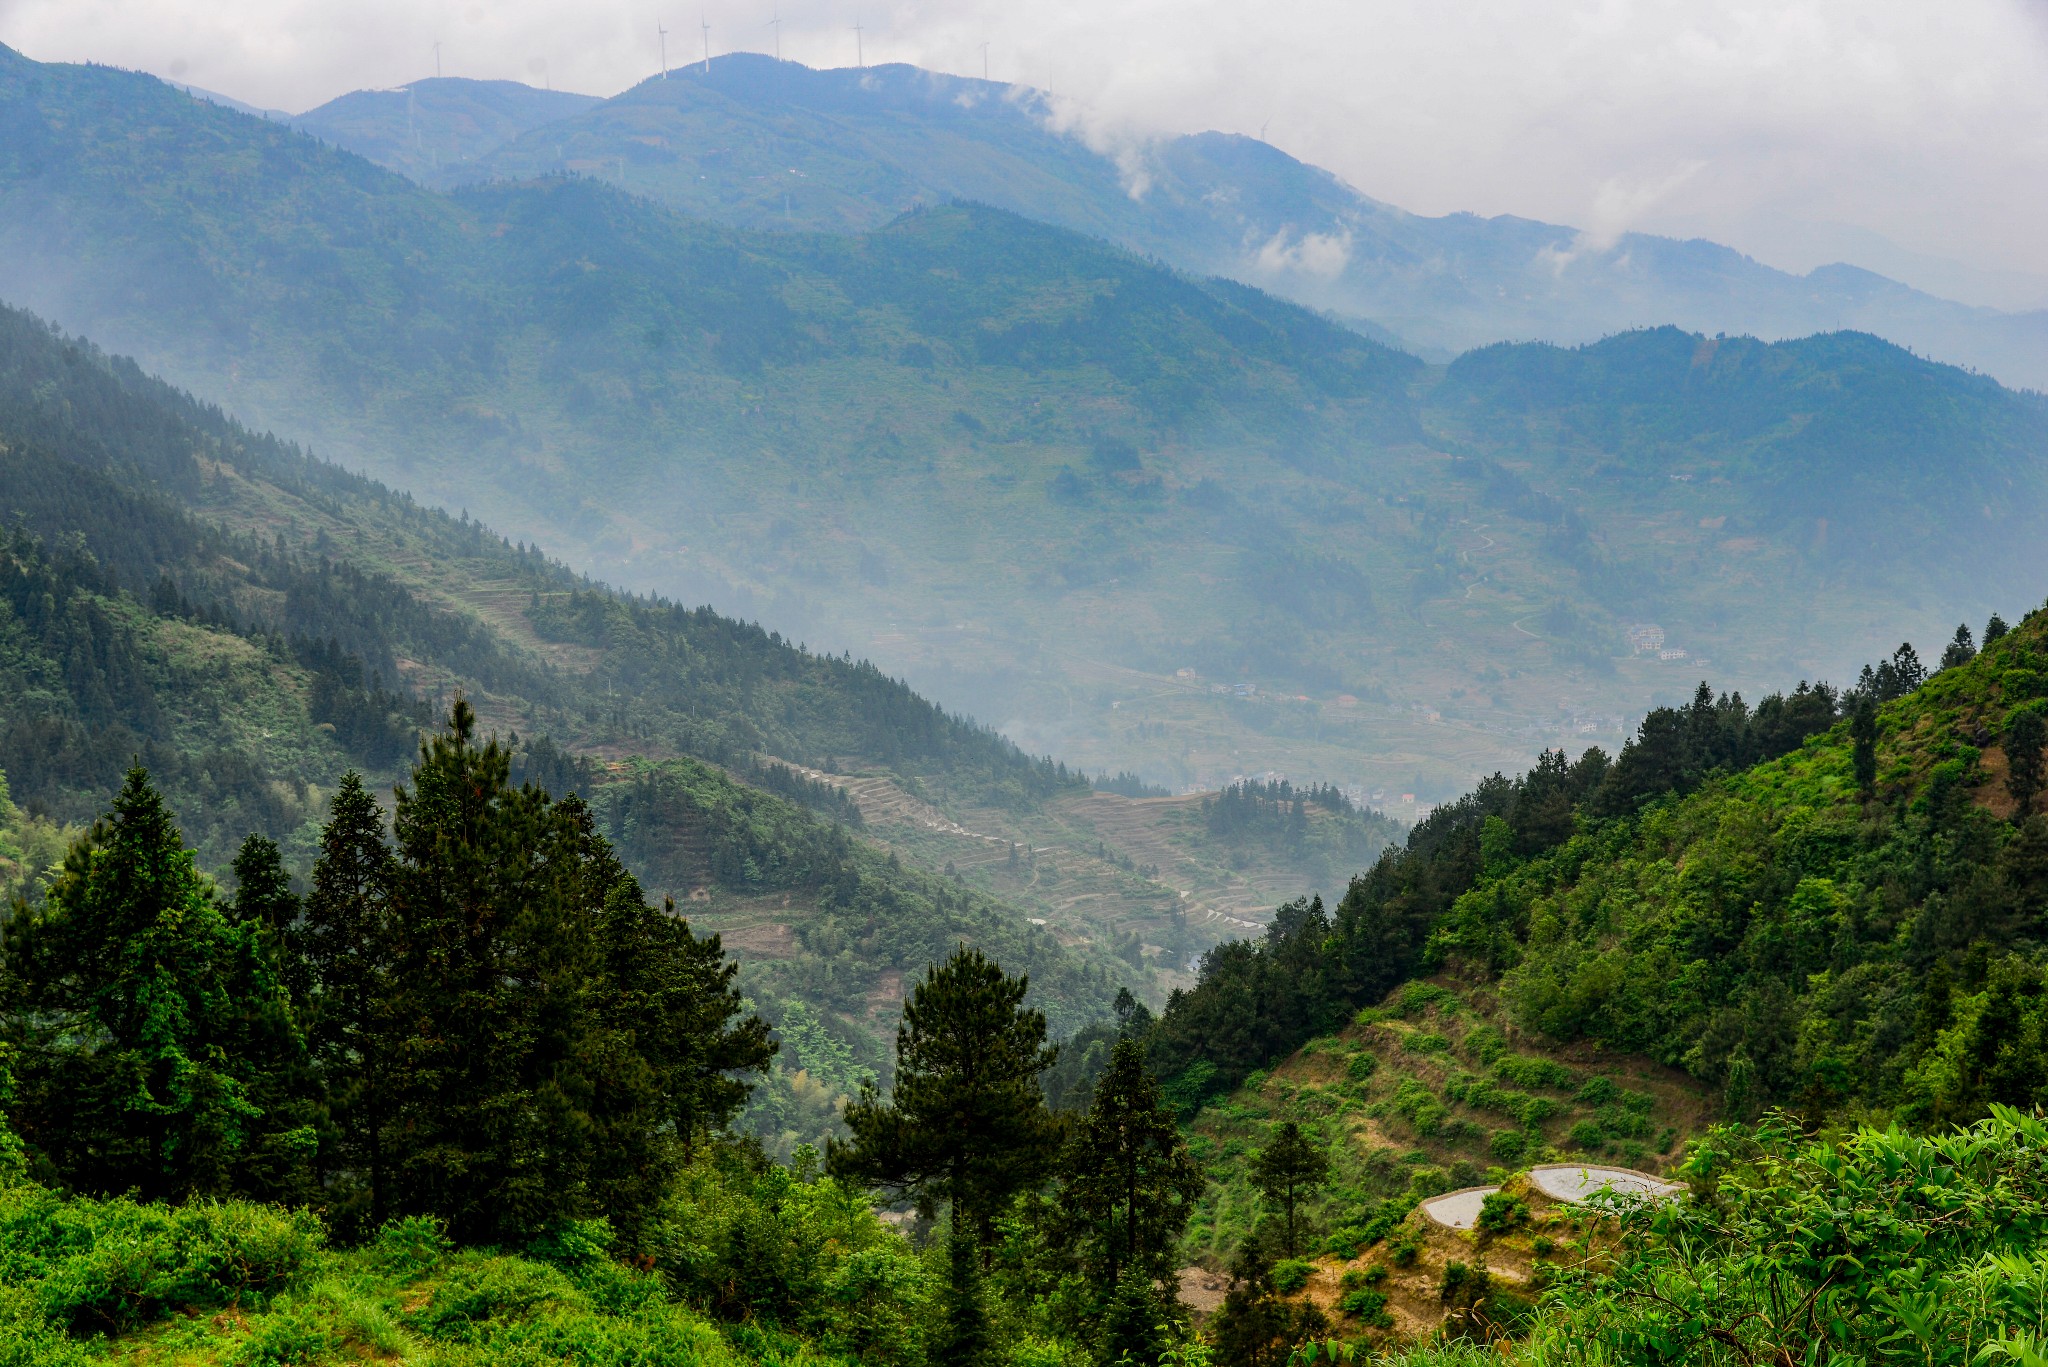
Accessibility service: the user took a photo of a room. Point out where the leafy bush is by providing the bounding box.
[0,1186,322,1335]
[1489,1129,1530,1164]
[1271,1259,1316,1294]
[1494,1056,1576,1091]
[1475,1193,1529,1233]
[1339,1287,1392,1326]
[1346,1053,1378,1082]
[1516,1108,2048,1366]
[1575,1076,1617,1106]
[649,1144,933,1364]
[1397,983,1455,1018]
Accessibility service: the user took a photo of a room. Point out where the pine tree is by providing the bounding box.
[1058,1039,1204,1290]
[1250,1121,1329,1256]
[230,834,299,934]
[2008,706,2046,818]
[363,701,768,1244]
[1210,1236,1325,1367]
[381,699,614,1242]
[568,795,773,1232]
[1987,613,2011,646]
[0,768,311,1201]
[301,770,397,1228]
[829,944,1058,1258]
[1941,623,1977,671]
[1098,1267,1169,1367]
[934,1224,994,1367]
[1851,698,1879,797]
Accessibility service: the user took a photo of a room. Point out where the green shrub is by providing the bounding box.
[1389,1078,1449,1136]
[1567,1119,1606,1151]
[1462,1027,1508,1065]
[1439,1260,1490,1306]
[1494,1056,1576,1091]
[1272,1259,1316,1294]
[1476,1193,1529,1233]
[1575,1076,1618,1106]
[0,1187,323,1335]
[368,1215,450,1278]
[1347,1053,1378,1082]
[1489,1130,1530,1164]
[1403,1031,1452,1054]
[1595,1105,1652,1140]
[1397,983,1454,1017]
[1339,1287,1392,1326]
[528,1216,616,1269]
[1390,1233,1424,1268]
[649,1145,932,1363]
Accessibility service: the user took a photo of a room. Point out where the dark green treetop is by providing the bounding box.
[1057,1037,1204,1288]
[0,767,312,1202]
[829,943,1059,1242]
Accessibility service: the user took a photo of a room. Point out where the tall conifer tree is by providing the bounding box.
[302,770,398,1227]
[1058,1038,1204,1288]
[830,945,1057,1363]
[830,945,1059,1244]
[0,769,311,1201]
[2009,706,2047,818]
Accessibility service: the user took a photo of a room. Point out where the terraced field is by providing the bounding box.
[776,761,1379,982]
[1180,976,1712,1270]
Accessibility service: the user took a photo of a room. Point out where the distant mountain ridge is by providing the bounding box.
[4,40,2045,805]
[284,51,2048,391]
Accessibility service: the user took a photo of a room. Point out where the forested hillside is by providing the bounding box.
[8,610,2048,1366]
[6,44,2045,802]
[1143,617,2048,1127]
[0,301,1169,1161]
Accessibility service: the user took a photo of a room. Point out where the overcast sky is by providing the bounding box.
[5,0,2047,308]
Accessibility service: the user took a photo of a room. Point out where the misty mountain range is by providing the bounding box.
[4,39,2044,801]
[271,53,2048,392]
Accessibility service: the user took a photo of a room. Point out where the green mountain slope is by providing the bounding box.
[1155,604,2048,1149]
[4,44,2046,807]
[1428,327,2048,584]
[0,301,1159,1151]
[308,53,2048,389]
[293,77,599,182]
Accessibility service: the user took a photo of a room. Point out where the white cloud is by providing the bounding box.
[3,0,2046,289]
[1252,227,1353,281]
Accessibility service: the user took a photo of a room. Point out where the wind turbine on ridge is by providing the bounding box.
[658,23,669,78]
[767,12,782,61]
[702,18,712,73]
